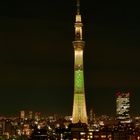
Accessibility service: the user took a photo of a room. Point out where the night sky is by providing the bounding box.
[0,0,140,116]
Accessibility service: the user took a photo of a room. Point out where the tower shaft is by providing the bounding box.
[72,0,87,124]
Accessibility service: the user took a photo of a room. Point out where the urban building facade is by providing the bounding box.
[116,92,130,121]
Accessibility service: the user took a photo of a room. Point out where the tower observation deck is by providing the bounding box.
[72,0,88,124]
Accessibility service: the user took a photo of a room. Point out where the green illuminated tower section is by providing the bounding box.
[72,0,88,124]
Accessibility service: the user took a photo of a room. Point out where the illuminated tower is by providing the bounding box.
[72,0,87,124]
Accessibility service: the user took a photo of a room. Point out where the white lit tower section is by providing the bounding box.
[116,92,130,120]
[72,0,88,124]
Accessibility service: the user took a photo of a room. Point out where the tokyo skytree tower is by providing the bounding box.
[72,0,88,124]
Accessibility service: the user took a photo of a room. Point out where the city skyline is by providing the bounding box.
[0,0,140,116]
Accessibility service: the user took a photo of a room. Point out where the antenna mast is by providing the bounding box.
[77,0,80,15]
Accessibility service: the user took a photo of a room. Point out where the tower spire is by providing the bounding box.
[77,0,80,15]
[75,0,83,41]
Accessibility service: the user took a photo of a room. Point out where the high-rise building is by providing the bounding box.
[20,110,25,120]
[72,0,87,124]
[0,121,5,135]
[28,111,33,120]
[116,92,130,120]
